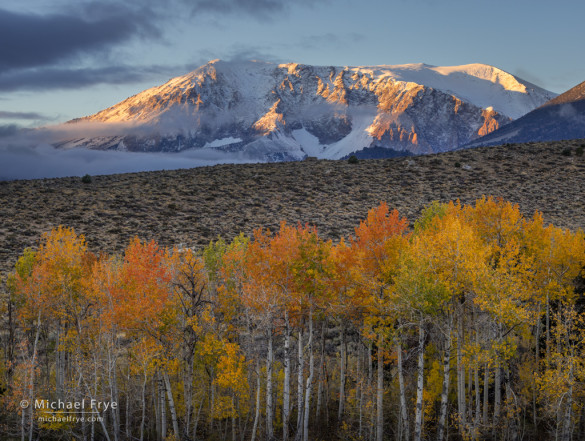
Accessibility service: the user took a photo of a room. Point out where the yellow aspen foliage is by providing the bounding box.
[4,197,585,441]
[14,226,92,328]
[423,355,444,422]
[523,214,585,304]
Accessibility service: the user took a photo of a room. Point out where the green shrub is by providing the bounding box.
[348,155,359,164]
[576,145,584,157]
[562,147,572,156]
[454,161,461,168]
[81,174,92,184]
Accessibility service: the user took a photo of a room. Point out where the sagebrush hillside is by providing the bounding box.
[1,139,585,276]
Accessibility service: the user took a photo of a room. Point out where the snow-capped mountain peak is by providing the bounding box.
[61,59,556,160]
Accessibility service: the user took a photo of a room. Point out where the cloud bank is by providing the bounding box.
[0,122,256,180]
[0,142,255,181]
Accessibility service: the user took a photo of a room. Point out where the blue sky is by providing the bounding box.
[1,0,583,130]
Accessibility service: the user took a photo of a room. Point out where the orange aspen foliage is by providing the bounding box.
[350,202,409,324]
[96,237,176,337]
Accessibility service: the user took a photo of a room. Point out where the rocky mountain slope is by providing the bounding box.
[56,60,555,160]
[467,80,585,147]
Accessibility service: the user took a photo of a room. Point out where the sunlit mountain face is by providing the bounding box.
[467,80,585,147]
[49,59,555,161]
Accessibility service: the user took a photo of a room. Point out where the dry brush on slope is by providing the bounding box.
[1,139,585,277]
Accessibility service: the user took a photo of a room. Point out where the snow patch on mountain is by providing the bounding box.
[203,137,242,148]
[326,114,376,159]
[292,128,322,157]
[346,63,552,119]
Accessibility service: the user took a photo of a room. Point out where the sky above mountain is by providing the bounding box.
[1,0,584,132]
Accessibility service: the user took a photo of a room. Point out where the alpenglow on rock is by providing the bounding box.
[57,60,556,160]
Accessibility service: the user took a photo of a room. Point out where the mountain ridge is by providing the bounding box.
[466,79,585,147]
[58,59,556,160]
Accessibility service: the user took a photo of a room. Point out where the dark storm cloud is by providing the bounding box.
[298,32,365,51]
[187,0,324,17]
[0,124,21,137]
[0,64,198,92]
[0,111,50,120]
[190,0,285,15]
[0,6,159,73]
[223,45,281,63]
[0,0,327,92]
[0,0,323,74]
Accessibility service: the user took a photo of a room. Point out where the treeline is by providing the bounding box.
[1,197,585,441]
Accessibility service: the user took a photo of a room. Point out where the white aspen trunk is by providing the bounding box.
[338,322,346,422]
[546,293,551,365]
[504,369,518,441]
[94,407,113,441]
[493,364,501,429]
[164,371,180,439]
[56,322,64,400]
[397,338,410,441]
[296,328,304,440]
[21,355,29,441]
[28,311,41,441]
[79,370,112,441]
[140,372,147,441]
[437,332,451,441]
[316,321,326,419]
[160,374,167,441]
[534,307,541,428]
[472,317,480,439]
[193,395,204,441]
[79,374,87,441]
[376,336,384,441]
[232,400,237,441]
[21,386,26,441]
[358,342,363,438]
[266,327,274,441]
[251,360,261,441]
[457,319,466,430]
[493,319,503,437]
[154,378,161,440]
[368,343,374,441]
[483,363,489,426]
[209,368,215,432]
[126,368,131,441]
[562,363,574,441]
[92,359,98,441]
[112,355,120,441]
[473,364,481,439]
[468,362,473,426]
[302,310,314,441]
[283,311,291,441]
[414,326,425,441]
[184,356,194,435]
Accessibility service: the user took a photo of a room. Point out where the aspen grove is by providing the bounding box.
[2,197,585,441]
